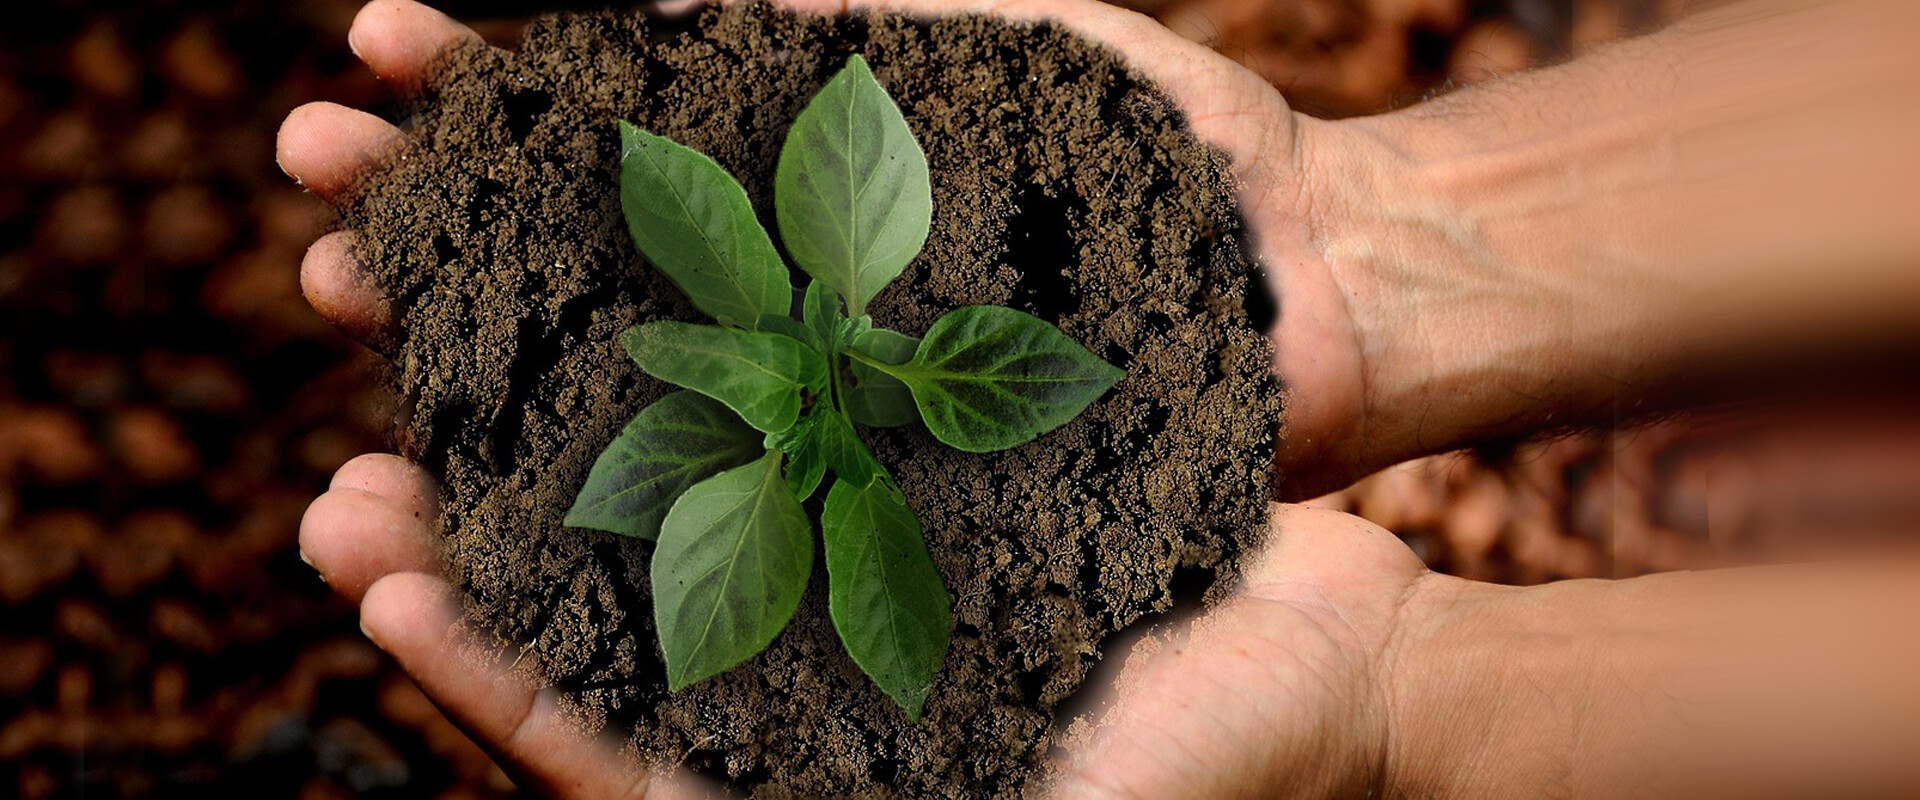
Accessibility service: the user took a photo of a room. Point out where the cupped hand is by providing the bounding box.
[1047,502,1433,798]
[285,3,714,797]
[305,448,1432,797]
[302,453,718,799]
[284,0,1431,795]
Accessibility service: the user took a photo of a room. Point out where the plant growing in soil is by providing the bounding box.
[565,55,1123,719]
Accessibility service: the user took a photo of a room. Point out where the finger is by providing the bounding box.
[1248,503,1429,599]
[276,102,407,203]
[361,572,717,800]
[301,484,441,602]
[756,0,1295,190]
[647,0,707,16]
[349,0,485,90]
[331,452,440,517]
[301,230,400,350]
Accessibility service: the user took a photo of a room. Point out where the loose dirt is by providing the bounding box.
[346,3,1281,795]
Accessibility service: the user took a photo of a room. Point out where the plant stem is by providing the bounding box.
[828,346,850,418]
[843,347,904,379]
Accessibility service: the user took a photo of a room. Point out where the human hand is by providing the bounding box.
[283,4,718,797]
[301,454,718,799]
[1046,502,1434,798]
[278,0,1480,796]
[290,2,1920,797]
[305,446,1440,798]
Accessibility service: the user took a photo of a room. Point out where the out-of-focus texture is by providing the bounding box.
[0,1,511,796]
[0,0,1696,796]
[1317,393,1920,585]
[1127,0,1687,116]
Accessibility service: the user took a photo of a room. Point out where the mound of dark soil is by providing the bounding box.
[346,3,1280,795]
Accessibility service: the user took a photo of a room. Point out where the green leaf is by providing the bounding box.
[763,417,810,454]
[757,314,820,353]
[845,328,920,428]
[802,280,844,354]
[653,452,813,691]
[620,121,791,328]
[774,55,932,317]
[809,405,880,487]
[823,476,951,719]
[781,405,876,499]
[837,315,874,350]
[564,391,763,540]
[868,306,1123,452]
[621,321,826,434]
[781,411,827,500]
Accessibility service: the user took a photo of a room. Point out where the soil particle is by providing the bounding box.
[347,3,1280,796]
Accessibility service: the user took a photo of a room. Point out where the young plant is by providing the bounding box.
[565,55,1124,719]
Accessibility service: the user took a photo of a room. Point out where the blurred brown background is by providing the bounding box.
[0,0,1802,796]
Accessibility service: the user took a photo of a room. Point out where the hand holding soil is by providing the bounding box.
[286,0,1920,797]
[281,0,1403,794]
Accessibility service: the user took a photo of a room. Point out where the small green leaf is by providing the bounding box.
[787,447,826,500]
[845,328,920,428]
[809,406,880,487]
[782,405,875,498]
[620,121,791,328]
[823,475,951,719]
[653,452,813,691]
[837,315,874,350]
[621,321,826,434]
[782,411,827,500]
[871,306,1123,452]
[774,55,932,317]
[764,417,810,454]
[757,314,820,353]
[802,280,844,354]
[564,391,763,540]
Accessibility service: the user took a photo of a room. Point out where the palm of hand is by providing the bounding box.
[1055,504,1425,798]
[288,0,1406,797]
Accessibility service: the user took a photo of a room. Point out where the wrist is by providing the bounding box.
[1382,563,1920,799]
[1260,108,1586,496]
[1282,94,1692,491]
[1378,575,1624,798]
[1251,114,1373,498]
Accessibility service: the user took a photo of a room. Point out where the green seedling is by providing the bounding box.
[566,55,1124,719]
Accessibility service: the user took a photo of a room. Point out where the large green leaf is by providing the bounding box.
[823,475,951,719]
[864,306,1124,452]
[845,327,919,428]
[653,452,813,691]
[563,391,763,540]
[774,55,931,317]
[621,321,826,434]
[620,121,791,328]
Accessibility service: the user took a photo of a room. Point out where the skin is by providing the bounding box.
[286,0,1920,796]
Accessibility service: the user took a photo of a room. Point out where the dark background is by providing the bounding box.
[0,1,1709,796]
